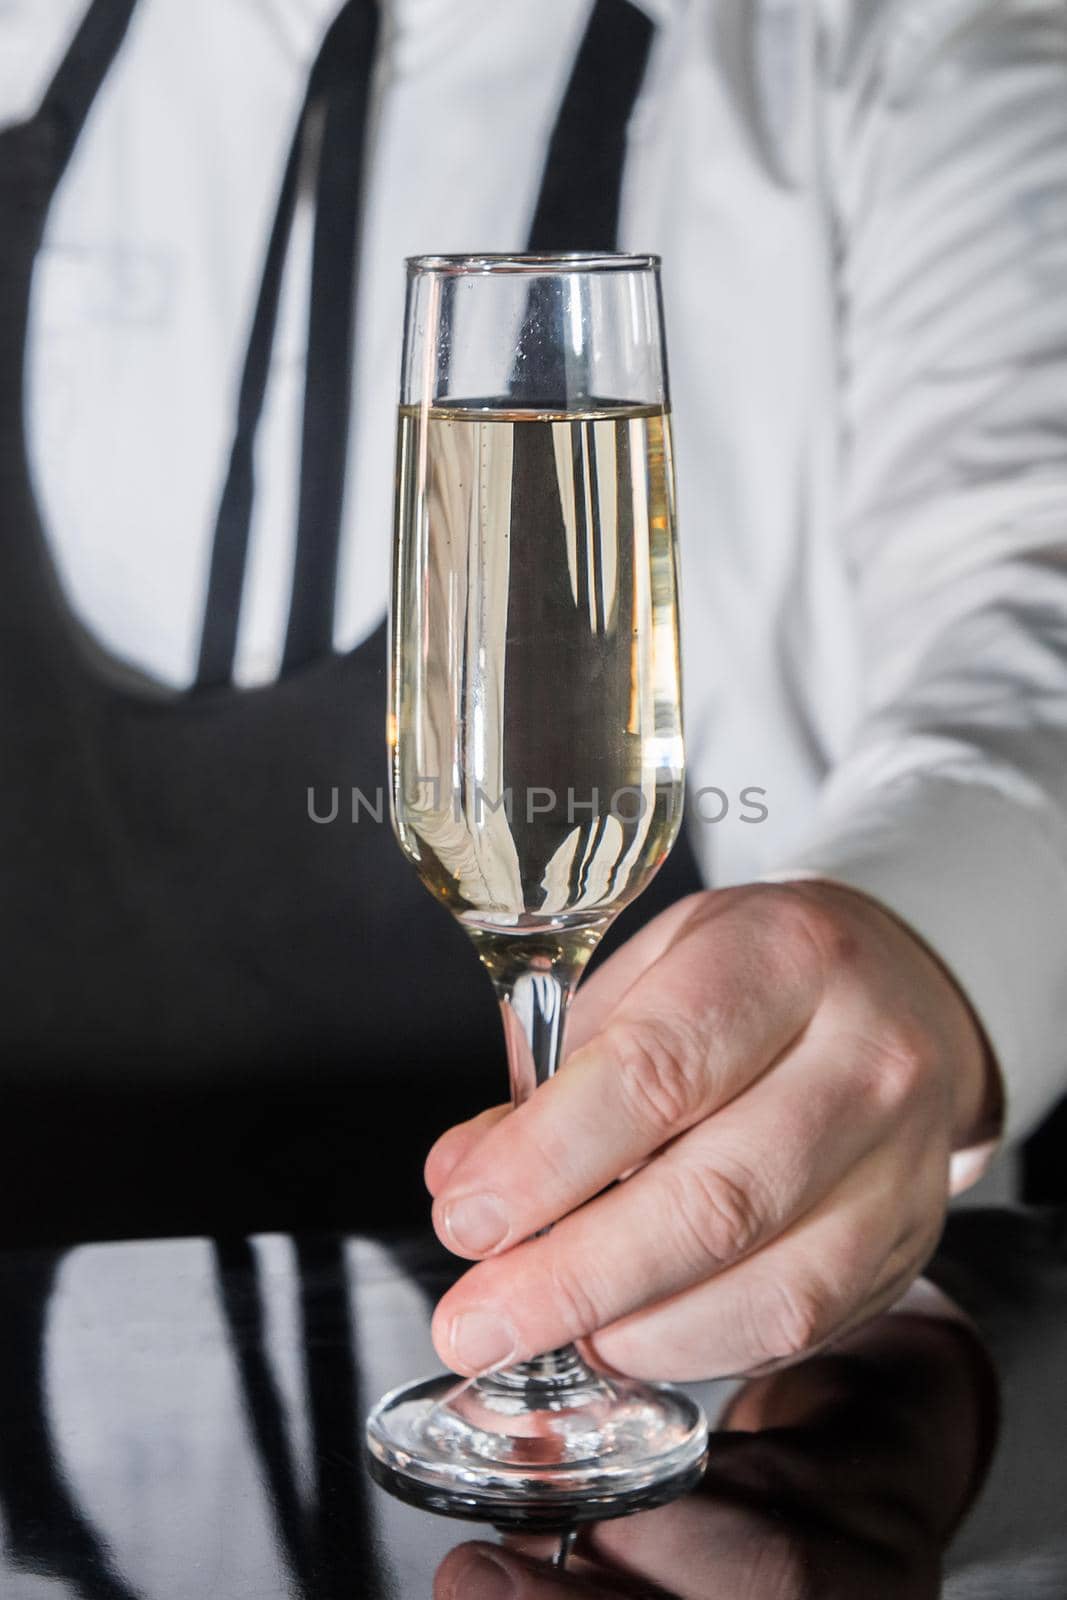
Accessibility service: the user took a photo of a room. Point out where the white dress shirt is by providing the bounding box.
[4,0,1067,1170]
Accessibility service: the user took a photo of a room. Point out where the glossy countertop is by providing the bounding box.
[0,1207,1063,1597]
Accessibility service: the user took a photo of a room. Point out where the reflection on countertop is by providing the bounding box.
[0,1209,1062,1598]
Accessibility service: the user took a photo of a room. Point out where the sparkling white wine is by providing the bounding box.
[390,402,684,977]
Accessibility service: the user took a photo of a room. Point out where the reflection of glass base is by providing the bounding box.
[365,1364,708,1528]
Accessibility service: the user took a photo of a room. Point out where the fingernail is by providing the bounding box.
[450,1310,518,1373]
[464,1552,516,1599]
[443,1193,510,1255]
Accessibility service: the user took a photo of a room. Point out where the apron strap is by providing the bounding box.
[197,1,379,688]
[284,1,379,672]
[512,0,656,407]
[527,0,655,252]
[195,95,306,689]
[200,0,651,687]
[34,0,139,195]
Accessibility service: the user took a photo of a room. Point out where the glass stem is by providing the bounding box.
[487,963,601,1397]
[499,965,569,1109]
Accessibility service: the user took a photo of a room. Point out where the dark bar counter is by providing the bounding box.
[0,1207,1063,1597]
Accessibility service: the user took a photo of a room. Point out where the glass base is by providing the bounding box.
[365,1357,709,1527]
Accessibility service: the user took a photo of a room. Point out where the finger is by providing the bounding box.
[425,899,722,1198]
[566,891,712,1054]
[435,1541,624,1600]
[589,1142,948,1381]
[432,891,825,1261]
[487,1505,802,1600]
[583,1496,798,1600]
[427,896,730,1196]
[425,1105,510,1197]
[430,1025,888,1375]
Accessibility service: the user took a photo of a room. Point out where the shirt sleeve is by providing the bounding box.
[0,1,93,131]
[765,0,1067,1168]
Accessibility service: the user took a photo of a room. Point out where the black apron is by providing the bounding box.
[0,0,701,1236]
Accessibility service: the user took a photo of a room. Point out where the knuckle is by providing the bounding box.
[543,1255,605,1342]
[666,1157,765,1273]
[749,1276,828,1368]
[871,1015,939,1110]
[612,1013,709,1136]
[526,1125,578,1197]
[748,886,837,992]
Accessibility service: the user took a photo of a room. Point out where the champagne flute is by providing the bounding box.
[366,253,708,1524]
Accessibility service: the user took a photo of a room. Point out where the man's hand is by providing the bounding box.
[424,882,999,1380]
